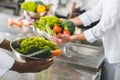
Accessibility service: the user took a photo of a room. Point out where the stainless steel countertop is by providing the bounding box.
[56,42,104,72]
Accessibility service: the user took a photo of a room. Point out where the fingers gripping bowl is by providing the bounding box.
[10,36,62,62]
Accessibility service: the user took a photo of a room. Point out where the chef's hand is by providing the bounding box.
[51,32,86,44]
[10,59,53,73]
[51,34,71,44]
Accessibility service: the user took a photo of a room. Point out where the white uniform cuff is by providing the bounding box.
[79,13,91,26]
[0,51,15,77]
[84,29,97,43]
[0,36,4,44]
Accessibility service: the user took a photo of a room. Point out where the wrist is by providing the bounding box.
[10,61,25,73]
[70,34,79,42]
[0,39,12,51]
[70,32,86,42]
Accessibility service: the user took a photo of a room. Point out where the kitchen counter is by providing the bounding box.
[57,42,104,72]
[0,13,104,80]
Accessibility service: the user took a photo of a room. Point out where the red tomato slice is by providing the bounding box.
[63,30,71,35]
[53,25,62,33]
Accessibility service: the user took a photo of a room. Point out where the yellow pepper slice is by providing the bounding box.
[36,5,46,13]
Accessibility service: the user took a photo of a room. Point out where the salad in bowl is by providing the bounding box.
[11,36,62,62]
[21,1,52,19]
[33,16,76,37]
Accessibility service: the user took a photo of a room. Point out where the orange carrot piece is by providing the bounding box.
[51,49,62,57]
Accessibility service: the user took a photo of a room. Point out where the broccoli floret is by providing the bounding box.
[62,20,75,35]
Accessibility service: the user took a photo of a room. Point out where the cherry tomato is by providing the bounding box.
[53,25,62,33]
[63,30,71,35]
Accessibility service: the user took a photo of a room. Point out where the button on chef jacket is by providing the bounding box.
[0,36,14,77]
[79,0,120,63]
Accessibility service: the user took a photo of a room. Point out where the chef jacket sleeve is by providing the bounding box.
[0,36,4,45]
[78,0,103,26]
[81,0,120,43]
[0,36,15,77]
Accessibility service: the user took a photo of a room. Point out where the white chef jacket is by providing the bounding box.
[79,0,120,63]
[0,36,14,77]
[72,0,99,10]
[82,0,99,10]
[25,0,58,15]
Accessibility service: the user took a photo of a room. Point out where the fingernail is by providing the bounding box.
[48,58,53,61]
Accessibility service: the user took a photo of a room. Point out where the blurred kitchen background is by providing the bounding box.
[0,0,99,17]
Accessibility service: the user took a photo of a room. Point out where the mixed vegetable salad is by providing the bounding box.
[12,36,62,58]
[21,1,51,14]
[33,16,75,36]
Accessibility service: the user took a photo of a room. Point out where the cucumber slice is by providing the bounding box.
[27,49,51,58]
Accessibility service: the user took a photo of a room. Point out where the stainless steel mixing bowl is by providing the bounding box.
[10,37,52,63]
